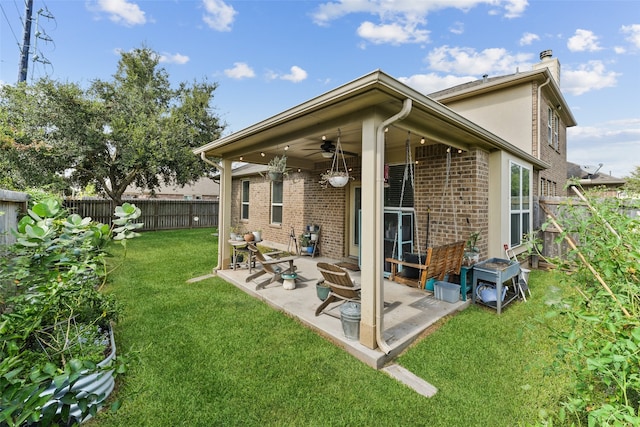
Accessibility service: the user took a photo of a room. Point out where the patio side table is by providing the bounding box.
[459,265,473,301]
[228,240,255,272]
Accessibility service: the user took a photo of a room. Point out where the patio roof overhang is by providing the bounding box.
[194,70,549,171]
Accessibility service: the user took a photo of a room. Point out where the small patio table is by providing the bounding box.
[228,240,255,271]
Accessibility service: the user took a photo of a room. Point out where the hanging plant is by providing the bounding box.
[261,155,288,182]
[319,130,352,188]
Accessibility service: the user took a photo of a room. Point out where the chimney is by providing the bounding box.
[482,74,488,83]
[533,49,561,86]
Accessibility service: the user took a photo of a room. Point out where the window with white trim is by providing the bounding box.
[271,181,283,224]
[553,112,560,151]
[547,107,553,146]
[241,180,250,220]
[510,162,531,247]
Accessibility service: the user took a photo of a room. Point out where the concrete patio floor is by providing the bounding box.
[213,253,470,369]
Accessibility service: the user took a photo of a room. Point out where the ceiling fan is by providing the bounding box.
[304,139,357,158]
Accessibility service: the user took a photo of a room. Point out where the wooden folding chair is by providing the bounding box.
[245,244,298,290]
[315,262,361,317]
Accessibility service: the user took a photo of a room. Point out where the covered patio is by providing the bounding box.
[212,254,470,369]
[195,70,544,355]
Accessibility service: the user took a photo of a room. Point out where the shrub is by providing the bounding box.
[541,187,640,426]
[0,197,142,426]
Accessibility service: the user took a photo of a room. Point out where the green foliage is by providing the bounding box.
[540,187,640,426]
[0,46,225,202]
[0,196,142,425]
[624,165,640,196]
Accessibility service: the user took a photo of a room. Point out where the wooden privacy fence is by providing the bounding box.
[64,199,219,231]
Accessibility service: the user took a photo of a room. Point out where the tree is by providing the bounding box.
[0,47,224,203]
[624,165,640,195]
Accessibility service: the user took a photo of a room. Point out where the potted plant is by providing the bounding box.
[299,234,310,253]
[316,280,331,301]
[262,155,288,182]
[0,196,142,425]
[244,230,255,242]
[252,229,262,242]
[229,225,241,240]
[463,231,480,266]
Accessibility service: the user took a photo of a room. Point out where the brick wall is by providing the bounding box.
[230,148,490,259]
[538,96,568,197]
[414,144,489,256]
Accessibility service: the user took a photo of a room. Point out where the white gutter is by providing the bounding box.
[200,152,225,274]
[375,98,412,354]
[536,77,551,163]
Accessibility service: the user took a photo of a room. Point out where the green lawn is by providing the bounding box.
[91,228,570,426]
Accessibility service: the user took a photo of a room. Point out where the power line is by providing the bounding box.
[0,2,21,50]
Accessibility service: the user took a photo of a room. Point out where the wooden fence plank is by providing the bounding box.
[64,199,219,231]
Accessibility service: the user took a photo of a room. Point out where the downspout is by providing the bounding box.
[536,77,551,166]
[201,152,225,274]
[375,98,412,354]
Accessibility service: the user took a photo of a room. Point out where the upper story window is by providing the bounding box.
[241,180,250,220]
[510,161,531,247]
[271,181,283,224]
[553,112,560,151]
[547,107,553,146]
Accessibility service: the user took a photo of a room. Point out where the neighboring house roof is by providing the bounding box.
[194,69,550,171]
[123,176,220,198]
[567,162,626,187]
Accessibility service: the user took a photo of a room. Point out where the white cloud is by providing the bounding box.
[311,1,527,45]
[224,62,255,79]
[159,52,189,65]
[357,21,429,44]
[398,73,476,94]
[567,29,602,52]
[563,60,620,95]
[568,119,640,177]
[519,32,539,46]
[278,65,307,83]
[614,46,626,54]
[96,0,146,26]
[312,0,527,25]
[202,0,237,31]
[426,46,533,75]
[621,24,640,49]
[502,0,528,18]
[449,22,464,35]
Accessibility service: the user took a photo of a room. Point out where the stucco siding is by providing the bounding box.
[441,85,534,154]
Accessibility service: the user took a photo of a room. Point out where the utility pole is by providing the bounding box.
[18,0,35,82]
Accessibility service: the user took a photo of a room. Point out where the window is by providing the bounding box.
[384,164,414,208]
[241,180,250,220]
[547,107,553,146]
[271,181,283,224]
[553,112,560,151]
[510,162,531,247]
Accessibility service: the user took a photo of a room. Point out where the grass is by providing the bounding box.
[91,228,571,426]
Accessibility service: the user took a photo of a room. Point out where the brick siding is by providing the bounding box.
[230,145,490,259]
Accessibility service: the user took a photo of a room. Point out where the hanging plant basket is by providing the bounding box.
[268,171,283,182]
[319,129,352,188]
[327,173,349,188]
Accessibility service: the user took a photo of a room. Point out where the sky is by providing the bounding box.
[1,0,639,178]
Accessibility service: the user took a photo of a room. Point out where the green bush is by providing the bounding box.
[541,186,640,426]
[0,197,142,426]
